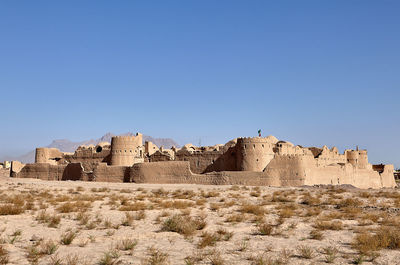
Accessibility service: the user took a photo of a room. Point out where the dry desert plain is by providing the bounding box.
[0,177,399,265]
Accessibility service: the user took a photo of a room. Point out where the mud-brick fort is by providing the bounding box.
[9,133,396,189]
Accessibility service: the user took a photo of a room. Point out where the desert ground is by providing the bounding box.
[0,178,399,265]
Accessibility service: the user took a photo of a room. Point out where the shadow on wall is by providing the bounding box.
[203,146,238,173]
[62,163,83,181]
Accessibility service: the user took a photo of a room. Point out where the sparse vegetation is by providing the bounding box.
[0,181,398,264]
[161,215,206,237]
[60,231,77,245]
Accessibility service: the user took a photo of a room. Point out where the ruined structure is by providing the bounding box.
[10,133,396,189]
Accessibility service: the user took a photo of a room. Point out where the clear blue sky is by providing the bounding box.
[0,1,399,167]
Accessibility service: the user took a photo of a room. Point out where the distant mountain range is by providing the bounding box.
[3,133,179,164]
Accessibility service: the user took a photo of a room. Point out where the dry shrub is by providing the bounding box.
[353,226,400,254]
[256,222,274,236]
[198,230,233,249]
[134,210,146,220]
[161,215,206,237]
[209,203,220,211]
[0,204,24,215]
[197,232,219,248]
[159,200,194,209]
[314,220,343,231]
[36,210,50,223]
[337,198,363,208]
[26,246,42,265]
[239,203,265,216]
[208,251,225,265]
[40,240,58,255]
[195,198,207,206]
[60,231,77,245]
[117,238,138,251]
[56,201,91,213]
[76,212,90,225]
[215,228,233,241]
[271,190,296,203]
[309,229,323,240]
[201,191,220,198]
[121,212,135,227]
[302,207,321,217]
[300,193,321,206]
[0,245,9,264]
[296,245,314,259]
[142,247,168,265]
[119,202,148,211]
[225,213,246,223]
[98,249,120,265]
[321,246,338,263]
[249,254,286,265]
[278,207,295,219]
[320,211,344,221]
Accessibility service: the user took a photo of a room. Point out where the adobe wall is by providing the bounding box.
[145,141,159,156]
[13,163,66,181]
[379,164,397,187]
[10,161,24,175]
[316,146,346,166]
[263,155,312,186]
[131,161,279,186]
[203,146,238,173]
[149,151,174,162]
[175,150,226,174]
[64,147,111,171]
[131,161,193,183]
[93,163,130,182]
[0,168,10,178]
[61,163,84,181]
[264,154,396,189]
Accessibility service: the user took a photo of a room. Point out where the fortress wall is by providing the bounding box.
[263,155,312,186]
[131,161,193,183]
[203,146,238,173]
[93,163,130,182]
[14,163,66,181]
[236,138,275,171]
[0,168,10,178]
[303,163,395,189]
[175,150,225,174]
[61,163,84,181]
[316,146,346,166]
[380,164,397,187]
[64,148,111,171]
[149,151,174,162]
[130,161,279,186]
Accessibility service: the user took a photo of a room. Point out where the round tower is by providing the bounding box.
[346,150,359,167]
[35,148,50,163]
[110,136,138,166]
[358,150,368,169]
[236,137,275,171]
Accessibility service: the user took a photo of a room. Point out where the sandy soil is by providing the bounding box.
[0,177,399,265]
